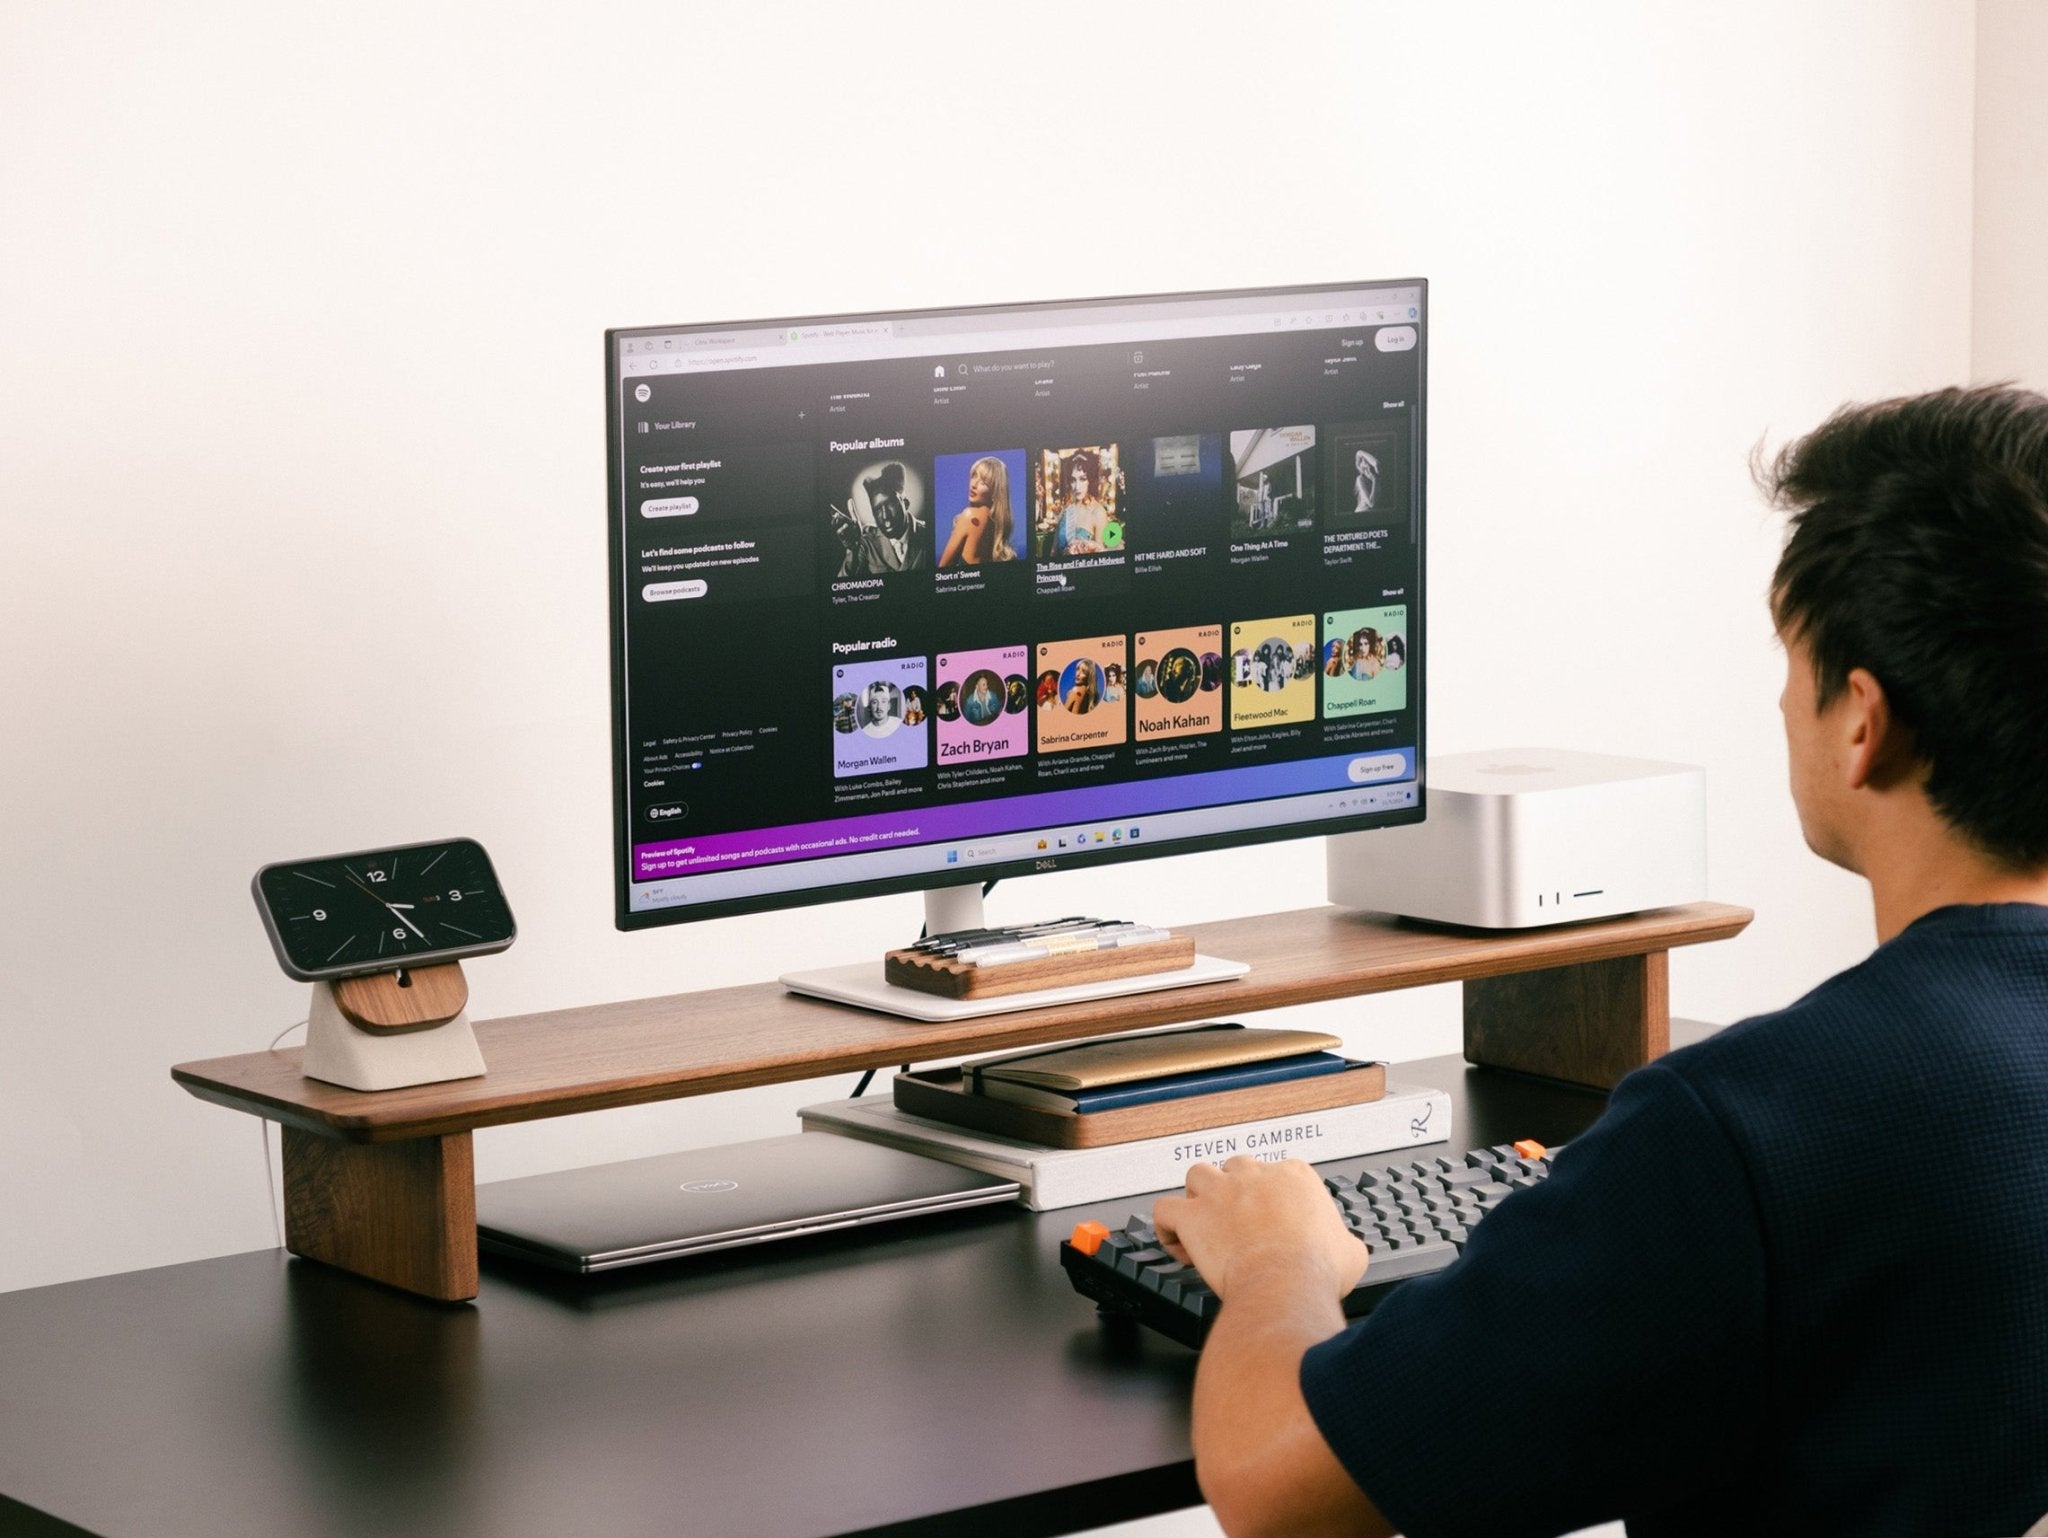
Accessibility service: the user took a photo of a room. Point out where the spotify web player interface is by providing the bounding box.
[610,281,1425,922]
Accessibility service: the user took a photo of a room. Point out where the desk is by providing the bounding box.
[0,1045,1662,1538]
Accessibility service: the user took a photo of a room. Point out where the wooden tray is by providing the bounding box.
[884,935,1198,999]
[891,1060,1387,1149]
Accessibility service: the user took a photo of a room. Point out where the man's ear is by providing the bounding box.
[1841,667,1916,789]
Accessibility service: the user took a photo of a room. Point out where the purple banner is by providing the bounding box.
[633,748,1414,881]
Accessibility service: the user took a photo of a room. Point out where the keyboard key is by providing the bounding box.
[1068,1221,1110,1257]
[1116,1245,1169,1279]
[1364,1238,1458,1281]
[1141,1261,1191,1293]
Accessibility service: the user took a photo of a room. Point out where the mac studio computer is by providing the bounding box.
[474,279,1429,1274]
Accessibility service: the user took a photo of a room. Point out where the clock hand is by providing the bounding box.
[344,869,427,941]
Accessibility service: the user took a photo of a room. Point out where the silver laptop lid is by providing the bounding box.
[477,1133,1018,1272]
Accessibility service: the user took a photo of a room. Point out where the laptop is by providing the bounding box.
[475,1133,1020,1273]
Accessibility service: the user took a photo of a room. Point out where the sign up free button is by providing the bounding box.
[1347,754,1408,784]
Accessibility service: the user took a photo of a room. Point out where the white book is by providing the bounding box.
[797,1081,1454,1211]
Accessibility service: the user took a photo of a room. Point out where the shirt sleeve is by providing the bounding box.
[1299,1062,1768,1538]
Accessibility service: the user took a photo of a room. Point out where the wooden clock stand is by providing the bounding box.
[303,962,486,1093]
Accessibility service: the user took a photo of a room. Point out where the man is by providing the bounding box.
[1155,385,2048,1537]
[856,678,900,735]
[830,462,928,576]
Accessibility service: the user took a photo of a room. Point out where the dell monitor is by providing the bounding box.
[608,279,1426,951]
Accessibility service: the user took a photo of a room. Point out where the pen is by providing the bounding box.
[916,916,1096,951]
[961,927,1174,968]
[919,918,1112,955]
[948,922,1144,963]
[915,917,1098,951]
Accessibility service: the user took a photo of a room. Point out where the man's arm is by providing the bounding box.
[1153,1157,1395,1538]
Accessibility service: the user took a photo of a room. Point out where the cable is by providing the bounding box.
[260,1019,307,1252]
[849,1063,912,1099]
[850,881,999,1098]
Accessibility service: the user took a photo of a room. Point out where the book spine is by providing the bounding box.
[1028,1088,1451,1208]
[800,1087,1454,1211]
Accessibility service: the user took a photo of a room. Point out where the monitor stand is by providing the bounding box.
[779,884,1249,1022]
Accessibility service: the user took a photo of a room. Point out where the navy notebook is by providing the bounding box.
[976,1051,1352,1114]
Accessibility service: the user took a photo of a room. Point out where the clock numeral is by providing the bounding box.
[448,889,463,902]
[367,870,388,884]
[392,927,407,940]
[312,908,327,921]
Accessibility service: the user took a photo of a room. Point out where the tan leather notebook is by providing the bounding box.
[964,1022,1344,1093]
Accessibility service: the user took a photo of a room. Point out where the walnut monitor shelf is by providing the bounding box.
[174,902,1751,1301]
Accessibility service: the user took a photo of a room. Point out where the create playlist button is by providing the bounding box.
[642,579,708,602]
[1347,754,1408,784]
[641,496,700,518]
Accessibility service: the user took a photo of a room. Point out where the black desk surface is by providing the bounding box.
[0,1053,1619,1538]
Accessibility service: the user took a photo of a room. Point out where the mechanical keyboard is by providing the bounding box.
[1060,1139,1559,1348]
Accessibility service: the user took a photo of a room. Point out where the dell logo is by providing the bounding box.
[679,1179,738,1194]
[1035,858,1059,872]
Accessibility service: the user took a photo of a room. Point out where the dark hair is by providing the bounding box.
[864,462,907,501]
[1760,384,2048,868]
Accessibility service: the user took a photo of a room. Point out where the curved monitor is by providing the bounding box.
[609,279,1426,928]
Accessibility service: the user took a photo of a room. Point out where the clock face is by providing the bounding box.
[254,838,516,980]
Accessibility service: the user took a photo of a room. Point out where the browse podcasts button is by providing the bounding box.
[1347,754,1408,785]
[642,579,709,602]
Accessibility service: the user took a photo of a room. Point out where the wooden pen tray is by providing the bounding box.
[891,1060,1387,1148]
[884,935,1198,1000]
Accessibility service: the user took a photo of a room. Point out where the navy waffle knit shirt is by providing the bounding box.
[1301,903,2048,1538]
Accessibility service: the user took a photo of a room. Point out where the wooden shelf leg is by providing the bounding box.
[281,1127,478,1303]
[1463,951,1671,1090]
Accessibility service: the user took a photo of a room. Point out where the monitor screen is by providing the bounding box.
[609,279,1426,927]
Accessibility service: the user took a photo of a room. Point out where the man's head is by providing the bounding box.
[1761,384,2048,871]
[865,463,911,537]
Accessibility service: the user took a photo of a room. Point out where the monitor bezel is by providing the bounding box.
[607,278,1427,930]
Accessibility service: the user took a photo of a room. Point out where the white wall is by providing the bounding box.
[1975,0,2048,385]
[0,1,1980,1309]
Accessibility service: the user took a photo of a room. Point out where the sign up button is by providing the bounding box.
[1347,754,1408,784]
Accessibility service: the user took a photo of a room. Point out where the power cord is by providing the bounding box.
[850,1065,909,1099]
[259,1019,307,1251]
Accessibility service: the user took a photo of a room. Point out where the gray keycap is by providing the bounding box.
[1356,1239,1458,1284]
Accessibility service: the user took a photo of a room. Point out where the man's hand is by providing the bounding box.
[1153,1155,1369,1304]
[1154,1158,1391,1538]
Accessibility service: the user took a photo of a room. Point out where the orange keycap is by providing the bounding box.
[1512,1138,1547,1160]
[1069,1220,1110,1256]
